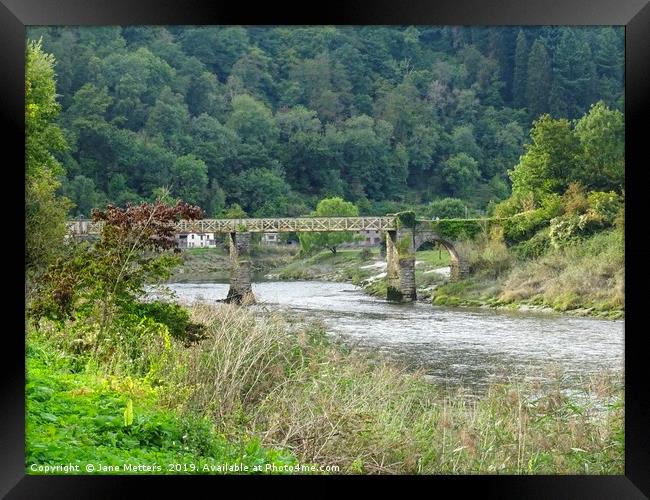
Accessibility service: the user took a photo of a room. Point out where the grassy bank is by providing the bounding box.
[272,248,380,282]
[27,304,624,474]
[169,244,298,283]
[432,229,624,319]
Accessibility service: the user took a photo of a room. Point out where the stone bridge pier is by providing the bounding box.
[225,232,256,304]
[385,224,469,302]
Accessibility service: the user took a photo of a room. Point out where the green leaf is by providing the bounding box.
[123,399,134,427]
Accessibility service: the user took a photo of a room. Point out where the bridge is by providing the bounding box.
[66,216,470,304]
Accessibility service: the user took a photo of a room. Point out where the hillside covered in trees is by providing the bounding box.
[27,26,624,218]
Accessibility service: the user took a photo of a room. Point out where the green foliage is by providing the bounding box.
[495,101,623,248]
[25,40,73,278]
[221,203,248,218]
[509,114,581,199]
[511,227,551,260]
[574,102,624,191]
[29,202,202,338]
[127,301,206,344]
[298,197,359,255]
[27,26,623,218]
[506,102,623,206]
[227,94,277,146]
[170,155,208,206]
[441,153,480,196]
[500,194,563,243]
[587,191,621,223]
[548,189,621,249]
[432,220,486,241]
[26,337,296,474]
[526,40,552,118]
[396,210,416,228]
[425,198,466,219]
[512,30,528,107]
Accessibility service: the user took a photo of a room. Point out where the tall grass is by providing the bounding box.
[501,229,624,313]
[161,303,624,474]
[434,228,624,316]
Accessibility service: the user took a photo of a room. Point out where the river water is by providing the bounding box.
[161,280,624,394]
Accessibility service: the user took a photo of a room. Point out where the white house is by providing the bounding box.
[176,232,217,249]
[261,232,279,245]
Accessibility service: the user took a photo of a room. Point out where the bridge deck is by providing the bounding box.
[66,216,398,235]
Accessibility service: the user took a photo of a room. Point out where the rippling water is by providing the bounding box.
[158,281,624,393]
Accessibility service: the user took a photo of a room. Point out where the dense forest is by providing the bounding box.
[27,26,624,218]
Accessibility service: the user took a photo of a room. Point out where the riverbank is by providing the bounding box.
[267,228,624,319]
[432,229,624,320]
[27,304,624,474]
[268,247,451,302]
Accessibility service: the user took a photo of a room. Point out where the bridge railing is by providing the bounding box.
[66,216,399,235]
[176,216,398,233]
[64,216,517,237]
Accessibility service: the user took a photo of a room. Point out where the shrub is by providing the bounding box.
[128,301,206,344]
[511,227,551,260]
[549,212,604,249]
[562,182,589,215]
[586,191,621,224]
[425,198,466,219]
[396,210,417,228]
[28,201,202,330]
[501,194,562,243]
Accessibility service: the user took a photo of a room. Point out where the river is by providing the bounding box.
[160,280,624,394]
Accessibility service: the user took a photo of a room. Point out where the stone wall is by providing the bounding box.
[385,230,403,301]
[398,257,416,301]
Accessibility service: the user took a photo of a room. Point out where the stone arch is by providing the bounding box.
[413,232,467,281]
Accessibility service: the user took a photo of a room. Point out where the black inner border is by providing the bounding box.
[1,0,648,497]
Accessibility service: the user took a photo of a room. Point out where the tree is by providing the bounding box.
[64,175,104,217]
[221,203,248,218]
[525,40,552,119]
[234,168,291,216]
[548,29,597,118]
[25,40,73,278]
[298,197,359,255]
[512,30,528,107]
[573,101,624,191]
[226,94,277,147]
[170,155,209,206]
[189,113,239,182]
[28,26,624,225]
[30,202,203,335]
[338,115,405,201]
[441,153,480,197]
[274,106,332,194]
[450,125,482,161]
[145,87,190,152]
[425,198,466,219]
[229,47,276,103]
[508,114,581,201]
